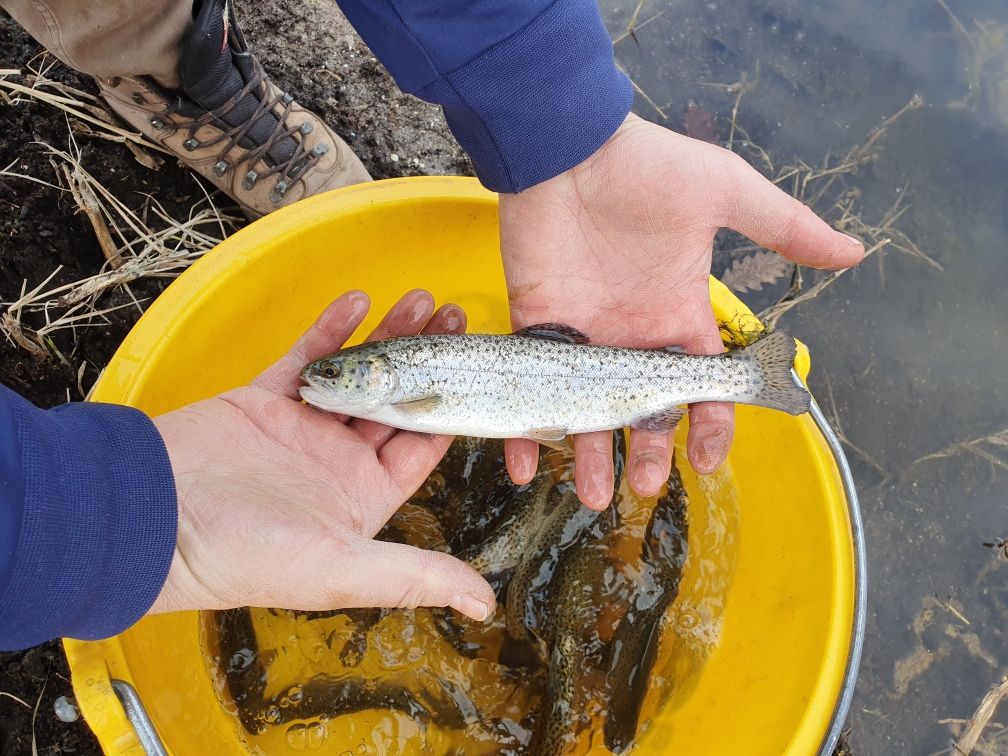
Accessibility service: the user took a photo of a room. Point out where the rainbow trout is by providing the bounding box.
[511,432,626,755]
[300,326,810,440]
[458,467,555,577]
[604,459,689,753]
[506,431,626,649]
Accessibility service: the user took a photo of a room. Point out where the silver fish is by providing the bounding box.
[299,324,809,440]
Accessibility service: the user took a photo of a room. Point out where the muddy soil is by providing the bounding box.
[0,2,468,752]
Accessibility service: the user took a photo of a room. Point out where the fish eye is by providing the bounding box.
[323,365,339,378]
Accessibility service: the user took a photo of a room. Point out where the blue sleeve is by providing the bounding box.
[0,385,177,651]
[335,0,633,192]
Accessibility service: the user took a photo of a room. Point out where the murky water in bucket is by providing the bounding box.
[202,435,737,754]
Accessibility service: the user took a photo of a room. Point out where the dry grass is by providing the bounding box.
[936,0,1008,111]
[1,130,240,362]
[717,93,942,327]
[0,690,31,708]
[1,55,242,365]
[0,56,166,165]
[818,372,889,479]
[902,427,1008,479]
[937,676,1008,756]
[612,0,666,46]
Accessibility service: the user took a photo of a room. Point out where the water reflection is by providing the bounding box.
[598,0,1008,752]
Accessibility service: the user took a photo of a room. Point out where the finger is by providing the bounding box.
[678,305,734,475]
[505,438,539,485]
[254,290,370,397]
[379,429,455,514]
[334,538,496,622]
[574,431,615,510]
[717,151,865,269]
[351,303,466,451]
[627,429,673,497]
[362,288,437,342]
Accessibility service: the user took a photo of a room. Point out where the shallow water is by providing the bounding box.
[597,0,1008,752]
[205,438,736,754]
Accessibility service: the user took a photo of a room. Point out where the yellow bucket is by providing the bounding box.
[64,177,865,755]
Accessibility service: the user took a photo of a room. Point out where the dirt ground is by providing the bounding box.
[0,2,468,752]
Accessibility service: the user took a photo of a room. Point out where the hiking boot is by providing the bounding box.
[94,0,371,218]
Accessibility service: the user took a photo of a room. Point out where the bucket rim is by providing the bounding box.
[65,176,867,755]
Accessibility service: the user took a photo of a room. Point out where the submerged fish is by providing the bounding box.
[299,325,810,441]
[506,431,626,649]
[604,459,689,753]
[423,437,533,554]
[512,432,626,755]
[458,466,555,577]
[526,500,621,756]
[216,608,473,734]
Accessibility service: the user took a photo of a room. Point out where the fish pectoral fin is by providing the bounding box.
[514,323,590,344]
[524,426,570,452]
[631,407,687,433]
[393,394,443,414]
[525,426,568,442]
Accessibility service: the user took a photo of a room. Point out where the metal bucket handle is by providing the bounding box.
[108,380,867,756]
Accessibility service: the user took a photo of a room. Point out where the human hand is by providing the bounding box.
[499,112,864,509]
[149,290,494,622]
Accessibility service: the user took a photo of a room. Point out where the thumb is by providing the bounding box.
[716,151,865,269]
[336,538,496,622]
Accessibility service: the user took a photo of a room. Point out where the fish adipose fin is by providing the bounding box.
[631,406,687,433]
[393,394,443,414]
[514,323,590,344]
[730,330,811,415]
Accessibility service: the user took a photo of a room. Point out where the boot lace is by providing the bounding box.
[170,61,327,204]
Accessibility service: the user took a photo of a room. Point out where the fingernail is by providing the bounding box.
[698,430,728,474]
[634,458,664,496]
[444,307,464,332]
[586,470,612,510]
[510,455,534,484]
[345,290,368,313]
[452,595,490,622]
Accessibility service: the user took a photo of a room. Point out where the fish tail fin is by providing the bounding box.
[731,330,811,415]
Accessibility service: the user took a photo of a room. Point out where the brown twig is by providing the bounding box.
[759,238,891,326]
[953,677,1008,755]
[62,164,121,268]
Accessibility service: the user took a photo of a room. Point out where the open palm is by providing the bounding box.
[149,290,494,622]
[500,113,864,508]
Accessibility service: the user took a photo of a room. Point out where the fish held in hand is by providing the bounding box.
[299,324,810,439]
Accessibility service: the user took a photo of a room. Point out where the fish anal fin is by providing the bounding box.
[514,323,590,344]
[631,407,687,433]
[393,395,443,414]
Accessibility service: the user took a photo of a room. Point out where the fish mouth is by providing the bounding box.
[298,385,342,412]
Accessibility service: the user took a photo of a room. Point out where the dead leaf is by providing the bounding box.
[719,250,793,293]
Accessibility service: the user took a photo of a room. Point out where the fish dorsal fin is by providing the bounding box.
[393,394,443,414]
[631,406,687,433]
[514,323,590,344]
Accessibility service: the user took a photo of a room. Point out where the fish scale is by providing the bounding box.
[299,327,810,437]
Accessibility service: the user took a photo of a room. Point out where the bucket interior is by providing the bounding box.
[65,177,855,755]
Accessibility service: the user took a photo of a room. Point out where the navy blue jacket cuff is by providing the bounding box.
[337,0,633,192]
[0,385,177,651]
[419,0,633,192]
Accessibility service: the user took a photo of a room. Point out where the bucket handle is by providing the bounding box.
[109,381,867,756]
[110,680,168,756]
